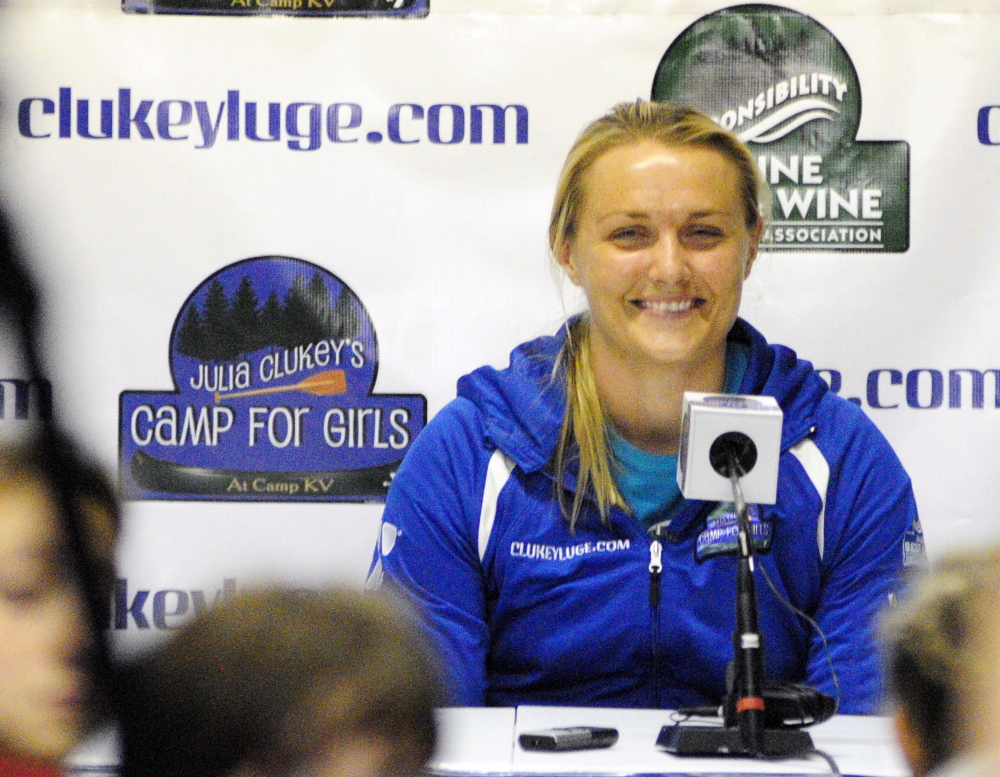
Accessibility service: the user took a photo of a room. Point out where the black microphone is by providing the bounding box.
[659,392,816,758]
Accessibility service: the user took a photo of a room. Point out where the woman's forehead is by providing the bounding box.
[589,140,738,180]
[579,141,744,214]
[0,478,59,557]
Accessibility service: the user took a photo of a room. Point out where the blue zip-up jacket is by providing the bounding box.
[368,319,923,713]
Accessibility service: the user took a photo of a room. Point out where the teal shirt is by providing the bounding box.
[609,342,749,531]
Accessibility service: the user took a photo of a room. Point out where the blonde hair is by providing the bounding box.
[881,546,1000,771]
[549,100,769,529]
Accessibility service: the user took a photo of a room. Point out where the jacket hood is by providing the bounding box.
[731,319,830,450]
[456,318,830,473]
[457,327,568,473]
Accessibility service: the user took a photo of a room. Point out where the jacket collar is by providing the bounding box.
[458,317,829,477]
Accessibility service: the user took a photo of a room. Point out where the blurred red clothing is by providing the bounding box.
[0,756,63,777]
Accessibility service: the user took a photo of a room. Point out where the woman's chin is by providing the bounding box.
[19,700,89,762]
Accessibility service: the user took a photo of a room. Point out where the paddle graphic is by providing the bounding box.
[214,369,347,404]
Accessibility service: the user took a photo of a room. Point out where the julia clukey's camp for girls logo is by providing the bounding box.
[119,257,425,501]
[652,4,909,252]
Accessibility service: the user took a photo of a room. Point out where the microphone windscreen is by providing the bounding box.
[677,393,783,504]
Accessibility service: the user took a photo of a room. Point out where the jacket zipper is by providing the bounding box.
[649,539,663,706]
[648,539,662,608]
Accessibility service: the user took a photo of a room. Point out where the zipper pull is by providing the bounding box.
[649,539,663,609]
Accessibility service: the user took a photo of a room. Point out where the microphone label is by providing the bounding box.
[695,504,772,562]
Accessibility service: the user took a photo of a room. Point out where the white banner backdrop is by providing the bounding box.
[0,0,998,653]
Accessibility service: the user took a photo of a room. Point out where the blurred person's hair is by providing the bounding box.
[881,545,1000,774]
[0,208,121,764]
[0,205,118,652]
[121,586,443,777]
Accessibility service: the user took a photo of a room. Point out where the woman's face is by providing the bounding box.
[559,140,762,373]
[0,477,90,762]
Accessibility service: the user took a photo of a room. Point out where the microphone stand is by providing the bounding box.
[657,452,814,758]
[728,461,764,756]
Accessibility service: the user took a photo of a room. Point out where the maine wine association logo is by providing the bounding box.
[119,256,425,502]
[652,3,909,252]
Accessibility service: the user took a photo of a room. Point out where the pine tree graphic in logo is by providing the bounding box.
[175,272,365,363]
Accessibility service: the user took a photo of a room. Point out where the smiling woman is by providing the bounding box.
[368,100,924,714]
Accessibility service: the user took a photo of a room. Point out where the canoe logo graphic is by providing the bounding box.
[652,3,909,252]
[119,256,426,501]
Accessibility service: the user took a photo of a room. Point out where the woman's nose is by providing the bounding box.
[647,235,690,285]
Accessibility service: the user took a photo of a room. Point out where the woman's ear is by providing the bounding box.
[744,217,765,279]
[558,240,582,286]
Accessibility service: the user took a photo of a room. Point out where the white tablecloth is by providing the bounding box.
[429,706,911,777]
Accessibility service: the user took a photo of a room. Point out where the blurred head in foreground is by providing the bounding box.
[122,586,443,777]
[881,545,1000,776]
[0,442,119,766]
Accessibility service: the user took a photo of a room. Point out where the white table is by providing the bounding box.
[66,706,912,776]
[429,707,912,776]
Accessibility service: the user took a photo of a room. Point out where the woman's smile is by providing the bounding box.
[631,297,700,315]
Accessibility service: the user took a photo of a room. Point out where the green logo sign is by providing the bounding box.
[652,3,908,252]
